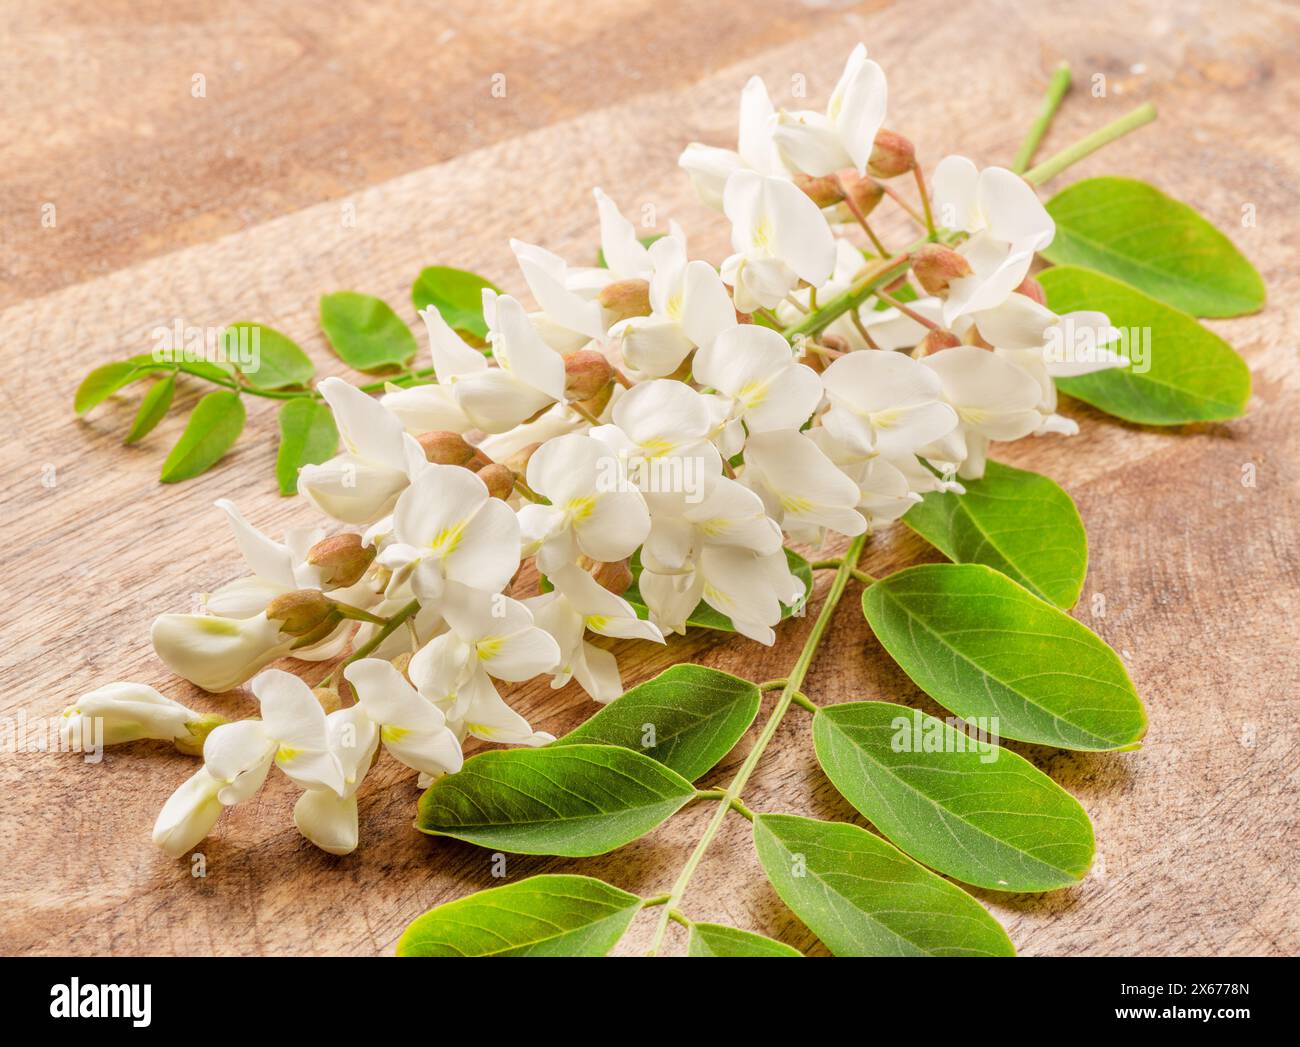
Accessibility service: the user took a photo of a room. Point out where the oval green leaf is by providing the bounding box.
[319,291,418,373]
[752,814,1015,956]
[124,373,176,445]
[159,390,245,483]
[75,361,153,415]
[903,460,1087,608]
[1042,176,1265,317]
[813,701,1095,892]
[416,743,695,856]
[1039,265,1251,425]
[411,266,500,341]
[552,665,760,781]
[687,922,801,957]
[275,398,339,496]
[863,563,1147,751]
[225,322,314,390]
[397,874,642,957]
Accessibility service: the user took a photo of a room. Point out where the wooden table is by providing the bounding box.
[1,0,1296,957]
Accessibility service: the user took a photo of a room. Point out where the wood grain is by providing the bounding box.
[1,0,1297,957]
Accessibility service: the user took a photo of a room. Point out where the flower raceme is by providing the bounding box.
[73,40,1138,862]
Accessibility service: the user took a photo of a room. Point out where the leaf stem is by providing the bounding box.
[644,533,868,955]
[1011,62,1073,175]
[789,692,817,714]
[322,598,421,691]
[913,164,936,236]
[1023,101,1157,186]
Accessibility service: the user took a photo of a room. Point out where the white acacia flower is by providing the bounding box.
[151,611,293,693]
[375,463,521,604]
[419,292,566,433]
[345,658,464,778]
[151,670,345,857]
[611,236,737,378]
[525,564,664,703]
[60,682,199,749]
[720,170,836,312]
[806,427,924,527]
[771,43,887,177]
[380,379,473,436]
[293,705,380,855]
[741,428,867,542]
[517,433,650,571]
[932,157,1055,325]
[692,324,823,445]
[821,349,958,459]
[679,75,787,209]
[510,239,608,341]
[857,295,945,350]
[299,377,428,526]
[919,346,1046,479]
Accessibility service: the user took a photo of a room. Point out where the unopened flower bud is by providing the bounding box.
[867,129,915,178]
[477,463,515,500]
[173,712,229,757]
[829,170,884,223]
[266,589,337,637]
[312,686,342,714]
[390,652,412,678]
[416,430,477,467]
[794,173,845,208]
[590,559,634,596]
[307,532,375,588]
[598,278,652,322]
[578,382,615,418]
[501,441,542,477]
[911,244,973,295]
[564,350,614,401]
[1015,275,1047,306]
[914,329,962,356]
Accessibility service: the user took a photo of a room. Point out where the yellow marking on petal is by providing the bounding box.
[702,583,732,609]
[566,495,597,522]
[665,293,684,321]
[477,637,504,661]
[640,437,676,458]
[276,745,300,763]
[737,379,770,410]
[428,520,467,559]
[465,722,496,737]
[584,614,611,631]
[381,725,410,743]
[195,617,242,636]
[751,218,773,251]
[697,517,732,538]
[958,407,989,425]
[870,407,903,430]
[780,494,816,515]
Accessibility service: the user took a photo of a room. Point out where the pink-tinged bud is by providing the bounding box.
[578,382,614,418]
[590,559,634,596]
[598,279,652,322]
[911,244,973,295]
[390,652,413,679]
[881,272,911,295]
[416,430,477,467]
[266,589,337,637]
[564,349,614,401]
[477,463,515,501]
[501,441,542,476]
[1015,275,1047,306]
[794,173,845,208]
[821,334,850,353]
[828,170,884,224]
[962,325,995,349]
[307,532,375,588]
[914,329,962,356]
[868,129,915,178]
[312,686,342,714]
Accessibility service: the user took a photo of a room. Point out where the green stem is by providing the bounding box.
[1012,62,1072,174]
[1024,102,1157,185]
[323,598,421,690]
[645,533,868,955]
[789,692,817,714]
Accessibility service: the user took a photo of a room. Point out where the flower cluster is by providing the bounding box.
[66,43,1130,858]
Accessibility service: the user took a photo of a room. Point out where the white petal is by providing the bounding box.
[419,306,489,383]
[153,767,224,858]
[594,188,653,278]
[215,499,296,588]
[932,155,980,233]
[294,790,360,856]
[490,294,566,401]
[510,239,605,339]
[318,377,408,468]
[679,261,738,350]
[150,612,291,693]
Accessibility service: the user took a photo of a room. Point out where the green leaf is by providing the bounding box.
[319,292,418,373]
[225,322,314,390]
[74,361,153,415]
[687,922,802,957]
[904,460,1087,608]
[1038,265,1251,425]
[551,665,760,781]
[416,744,695,856]
[1042,176,1265,317]
[159,391,245,483]
[397,874,642,956]
[862,563,1147,751]
[411,266,500,341]
[813,701,1095,892]
[123,374,176,444]
[275,398,339,496]
[617,547,813,633]
[752,814,1015,955]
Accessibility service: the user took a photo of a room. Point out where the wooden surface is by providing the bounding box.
[1,0,1297,957]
